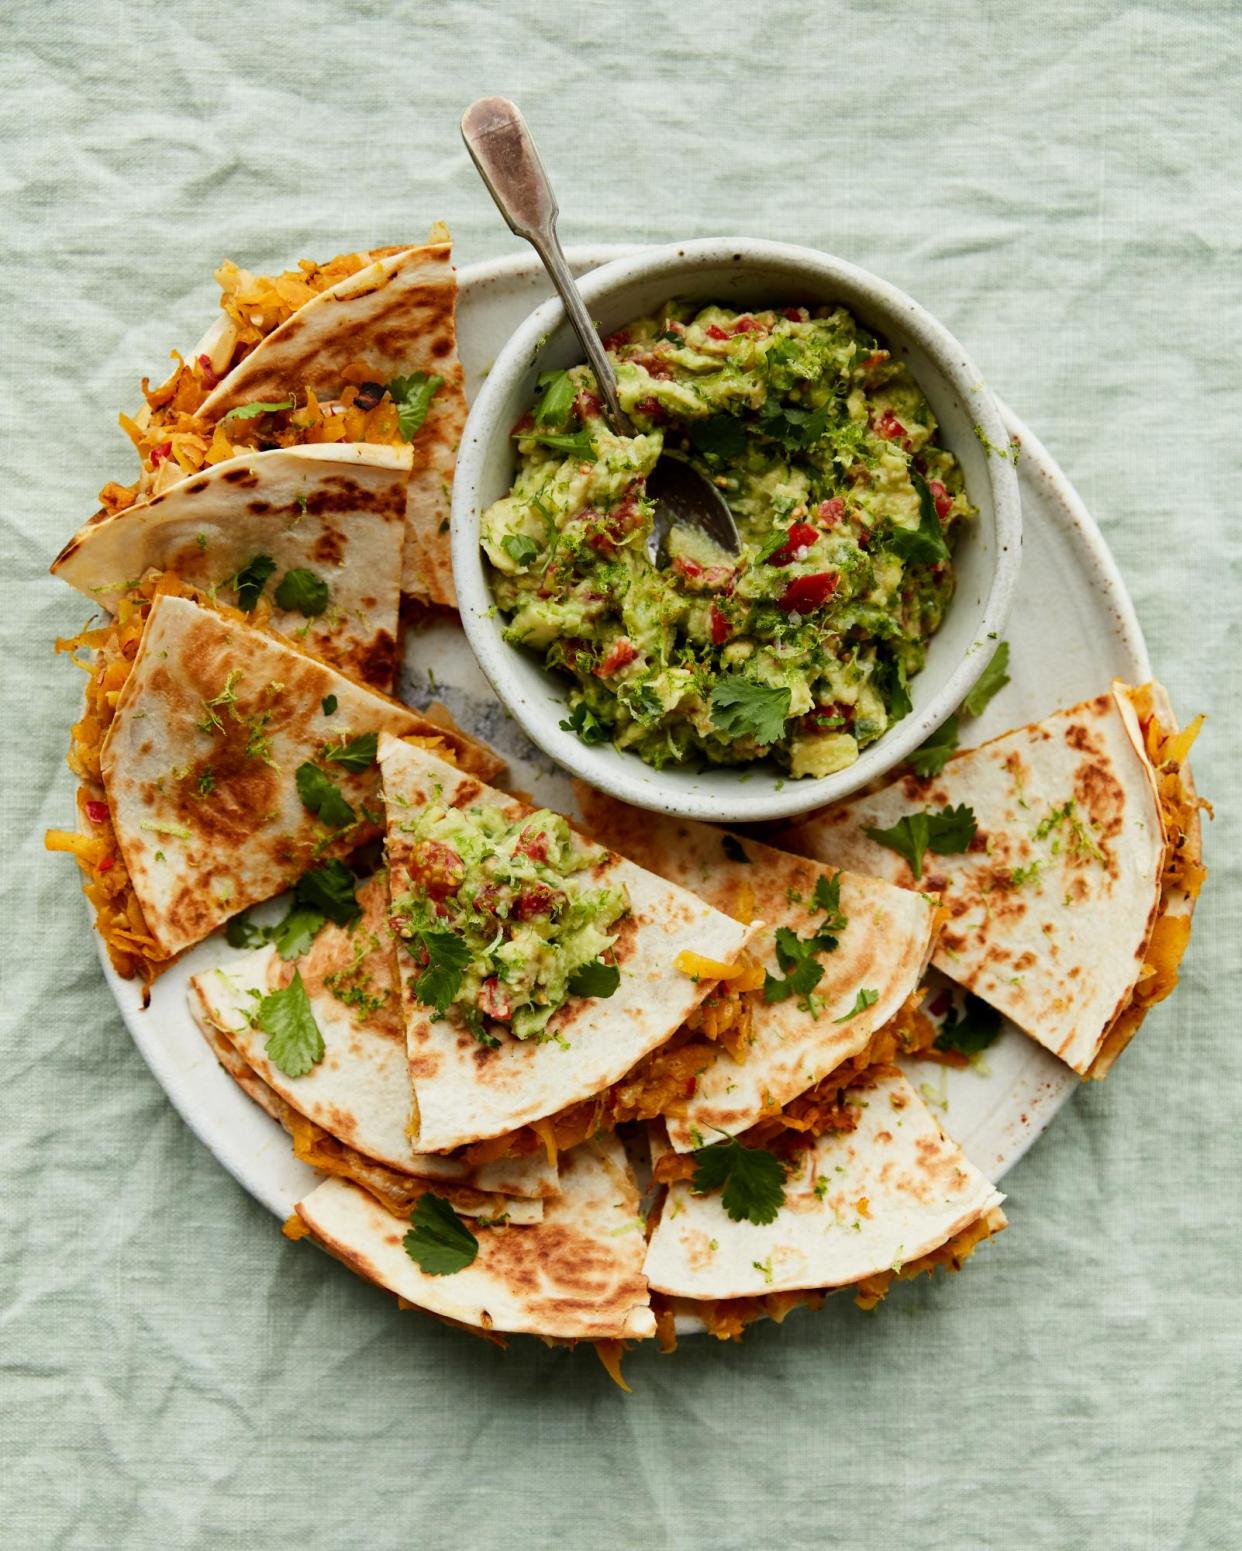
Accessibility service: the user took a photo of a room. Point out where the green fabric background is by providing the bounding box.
[3,3,1239,1546]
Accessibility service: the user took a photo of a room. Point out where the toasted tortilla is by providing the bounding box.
[52,445,410,691]
[644,1068,1004,1300]
[294,1135,656,1340]
[198,241,465,605]
[575,788,938,1151]
[782,681,1203,1077]
[188,879,557,1206]
[195,1004,542,1223]
[100,592,503,959]
[379,739,761,1153]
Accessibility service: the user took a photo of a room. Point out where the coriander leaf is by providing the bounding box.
[411,930,472,1014]
[763,926,826,1003]
[812,871,844,924]
[295,762,356,829]
[516,427,597,459]
[907,714,960,778]
[295,860,361,926]
[755,528,792,564]
[388,372,444,441]
[559,703,609,745]
[233,554,277,612]
[691,1136,787,1225]
[256,969,324,1078]
[533,369,576,426]
[321,694,338,716]
[402,1193,479,1275]
[722,834,751,864]
[567,958,621,999]
[834,986,879,1023]
[225,911,268,949]
[867,811,930,878]
[222,398,294,422]
[709,676,791,746]
[321,731,378,771]
[274,567,329,616]
[460,1006,501,1050]
[962,641,1011,718]
[225,902,324,958]
[886,472,951,565]
[688,415,748,461]
[864,804,977,880]
[874,652,913,722]
[758,400,830,452]
[502,533,540,566]
[935,992,1002,1056]
[923,803,978,856]
[269,904,326,961]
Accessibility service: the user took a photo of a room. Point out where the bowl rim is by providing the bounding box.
[451,236,1023,823]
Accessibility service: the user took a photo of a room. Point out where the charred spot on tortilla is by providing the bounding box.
[311,529,347,566]
[782,680,1204,1079]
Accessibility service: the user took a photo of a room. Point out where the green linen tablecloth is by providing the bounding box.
[3,3,1239,1546]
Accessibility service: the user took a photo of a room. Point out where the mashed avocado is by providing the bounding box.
[389,803,629,1043]
[481,301,974,777]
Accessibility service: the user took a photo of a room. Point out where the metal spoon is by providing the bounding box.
[460,97,742,564]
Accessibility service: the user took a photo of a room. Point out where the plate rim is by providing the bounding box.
[85,243,1151,1218]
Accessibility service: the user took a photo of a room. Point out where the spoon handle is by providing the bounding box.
[460,97,635,436]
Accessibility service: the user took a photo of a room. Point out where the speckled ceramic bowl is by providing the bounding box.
[451,238,1022,823]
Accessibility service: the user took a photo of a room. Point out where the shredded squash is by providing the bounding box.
[98,242,429,515]
[1088,687,1208,1078]
[47,572,192,983]
[592,1339,634,1392]
[48,569,444,987]
[457,972,763,1169]
[655,1207,1005,1343]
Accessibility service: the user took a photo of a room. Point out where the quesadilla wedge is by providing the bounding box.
[197,1004,543,1224]
[289,1134,656,1341]
[53,443,410,690]
[782,681,1205,1078]
[379,738,762,1153]
[47,582,503,981]
[189,877,557,1214]
[644,1066,1006,1341]
[96,233,466,604]
[575,788,940,1151]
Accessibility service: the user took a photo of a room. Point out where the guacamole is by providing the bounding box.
[388,802,629,1043]
[481,301,974,777]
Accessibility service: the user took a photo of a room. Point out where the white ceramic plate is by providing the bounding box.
[92,246,1151,1224]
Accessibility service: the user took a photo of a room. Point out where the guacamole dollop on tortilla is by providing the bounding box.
[481,301,974,778]
[388,802,629,1043]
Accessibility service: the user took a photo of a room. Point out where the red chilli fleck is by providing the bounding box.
[85,800,110,824]
[874,409,910,447]
[594,639,638,678]
[150,441,173,467]
[777,572,839,614]
[98,854,115,874]
[197,353,220,389]
[710,604,732,646]
[764,521,819,567]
